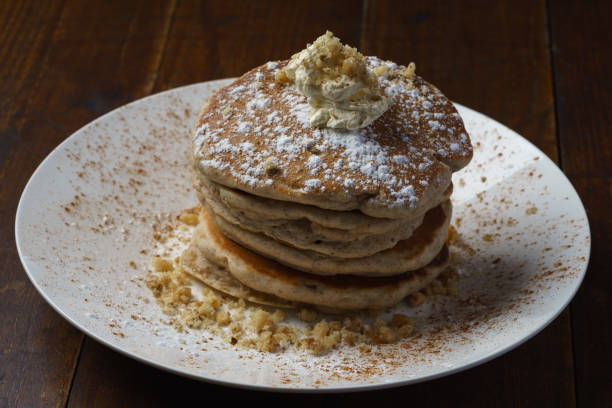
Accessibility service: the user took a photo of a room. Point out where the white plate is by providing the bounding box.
[16,80,590,392]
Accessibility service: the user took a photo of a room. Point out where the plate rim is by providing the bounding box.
[14,80,591,393]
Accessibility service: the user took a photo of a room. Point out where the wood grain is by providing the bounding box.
[0,2,82,407]
[152,0,363,92]
[0,0,177,406]
[0,0,64,182]
[549,0,612,177]
[550,1,612,406]
[361,1,575,406]
[361,0,558,161]
[3,0,608,404]
[568,178,612,408]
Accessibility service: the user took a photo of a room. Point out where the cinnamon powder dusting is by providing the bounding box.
[24,81,588,388]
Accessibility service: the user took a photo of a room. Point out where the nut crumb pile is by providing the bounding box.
[145,208,459,355]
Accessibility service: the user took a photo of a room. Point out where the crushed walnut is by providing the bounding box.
[144,208,461,355]
[374,61,417,91]
[262,156,280,175]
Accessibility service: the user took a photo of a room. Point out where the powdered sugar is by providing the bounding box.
[305,155,324,175]
[236,121,252,133]
[275,134,300,158]
[193,57,472,209]
[228,85,246,95]
[246,97,270,111]
[266,112,281,123]
[391,185,418,204]
[304,179,322,191]
[393,155,409,165]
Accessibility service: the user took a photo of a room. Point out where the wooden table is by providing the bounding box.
[1,1,609,406]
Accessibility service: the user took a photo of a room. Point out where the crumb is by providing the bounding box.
[151,256,173,272]
[216,311,230,326]
[274,70,290,84]
[250,310,274,333]
[373,65,388,76]
[263,156,280,175]
[298,308,318,323]
[144,206,462,354]
[179,213,199,226]
[447,225,458,244]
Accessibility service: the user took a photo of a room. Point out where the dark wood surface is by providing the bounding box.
[1,0,609,406]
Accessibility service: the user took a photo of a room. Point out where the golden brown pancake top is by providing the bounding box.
[194,57,472,214]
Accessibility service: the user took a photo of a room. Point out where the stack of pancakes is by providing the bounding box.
[182,57,472,311]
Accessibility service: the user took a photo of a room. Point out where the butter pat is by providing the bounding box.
[280,31,391,130]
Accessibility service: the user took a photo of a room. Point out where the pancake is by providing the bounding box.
[181,244,296,308]
[191,209,450,310]
[186,35,472,311]
[192,57,472,219]
[199,179,427,258]
[194,173,453,238]
[200,201,451,277]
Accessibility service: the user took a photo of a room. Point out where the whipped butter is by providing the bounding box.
[278,31,391,130]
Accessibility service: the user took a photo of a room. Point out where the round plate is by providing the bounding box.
[15,80,590,391]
